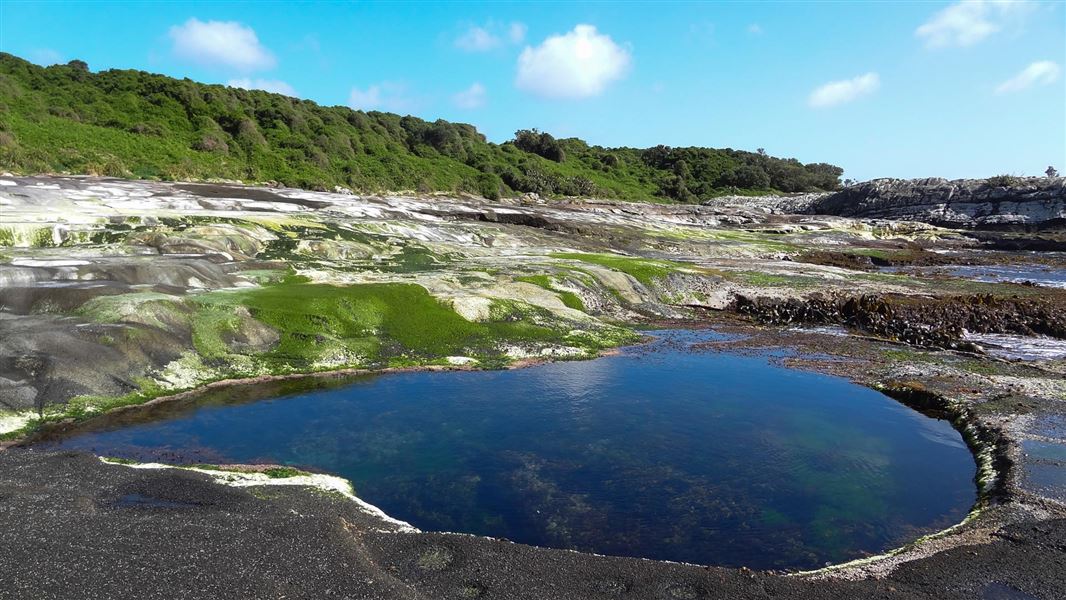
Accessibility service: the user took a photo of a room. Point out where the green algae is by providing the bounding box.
[30,227,54,247]
[728,271,823,289]
[0,226,57,247]
[550,252,689,286]
[515,274,587,311]
[182,281,626,372]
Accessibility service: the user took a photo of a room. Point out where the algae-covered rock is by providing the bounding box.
[127,223,272,260]
[294,239,374,260]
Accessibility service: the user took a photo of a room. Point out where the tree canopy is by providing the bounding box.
[0,53,842,201]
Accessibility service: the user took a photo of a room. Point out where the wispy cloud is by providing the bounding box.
[995,60,1061,93]
[28,48,63,66]
[228,78,296,97]
[169,18,275,71]
[808,72,880,108]
[747,23,763,35]
[508,22,527,44]
[452,82,487,109]
[915,0,1034,48]
[455,21,527,52]
[348,82,414,112]
[516,24,631,100]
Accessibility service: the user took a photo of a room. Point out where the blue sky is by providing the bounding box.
[1,0,1063,181]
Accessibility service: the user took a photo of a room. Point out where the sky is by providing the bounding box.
[0,0,1063,181]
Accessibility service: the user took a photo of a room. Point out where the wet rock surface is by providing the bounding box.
[732,292,1066,349]
[1,175,1065,598]
[0,448,1062,600]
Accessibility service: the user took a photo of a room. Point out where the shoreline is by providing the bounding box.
[8,326,1008,580]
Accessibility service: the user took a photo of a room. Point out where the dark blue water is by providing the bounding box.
[37,330,975,570]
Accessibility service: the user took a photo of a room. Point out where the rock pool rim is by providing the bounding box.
[6,330,1004,576]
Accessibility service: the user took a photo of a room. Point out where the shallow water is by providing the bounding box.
[36,329,975,570]
[944,264,1066,289]
[882,262,1066,289]
[963,332,1066,361]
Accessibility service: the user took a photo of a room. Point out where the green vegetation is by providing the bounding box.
[3,280,634,440]
[986,174,1022,187]
[213,281,570,365]
[550,252,689,286]
[1,377,175,441]
[263,466,310,478]
[730,271,824,288]
[515,274,586,311]
[81,280,633,374]
[0,53,841,201]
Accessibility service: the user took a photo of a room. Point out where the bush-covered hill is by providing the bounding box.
[0,53,842,201]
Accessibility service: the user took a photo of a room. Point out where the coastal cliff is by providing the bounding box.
[807,177,1066,229]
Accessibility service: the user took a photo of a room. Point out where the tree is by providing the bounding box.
[1047,166,1059,178]
[724,165,771,189]
[512,129,565,162]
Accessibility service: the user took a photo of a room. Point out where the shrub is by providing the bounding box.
[476,172,503,200]
[987,174,1021,187]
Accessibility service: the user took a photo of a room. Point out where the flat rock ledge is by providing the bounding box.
[0,449,1063,600]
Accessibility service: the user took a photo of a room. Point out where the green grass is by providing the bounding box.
[549,252,689,286]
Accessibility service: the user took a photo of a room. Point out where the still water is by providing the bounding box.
[37,330,975,570]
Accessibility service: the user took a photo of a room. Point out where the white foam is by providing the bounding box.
[964,332,1066,361]
[102,458,419,532]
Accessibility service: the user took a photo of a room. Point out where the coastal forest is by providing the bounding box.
[0,53,842,200]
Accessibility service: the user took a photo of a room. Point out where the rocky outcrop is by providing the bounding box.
[700,193,828,214]
[731,292,1066,350]
[807,177,1066,229]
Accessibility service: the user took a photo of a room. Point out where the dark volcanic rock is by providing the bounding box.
[807,177,1066,229]
[731,292,1066,349]
[2,449,1064,600]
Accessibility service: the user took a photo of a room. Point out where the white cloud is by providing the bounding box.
[29,48,63,66]
[509,22,528,44]
[348,82,413,112]
[455,25,499,52]
[747,23,764,35]
[452,82,487,109]
[515,24,631,99]
[915,0,1034,48]
[169,18,275,71]
[228,78,296,96]
[808,72,880,108]
[995,60,1061,93]
[455,21,527,52]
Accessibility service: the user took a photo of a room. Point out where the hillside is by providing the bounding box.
[0,53,842,200]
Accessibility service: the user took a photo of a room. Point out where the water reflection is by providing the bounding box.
[35,329,975,570]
